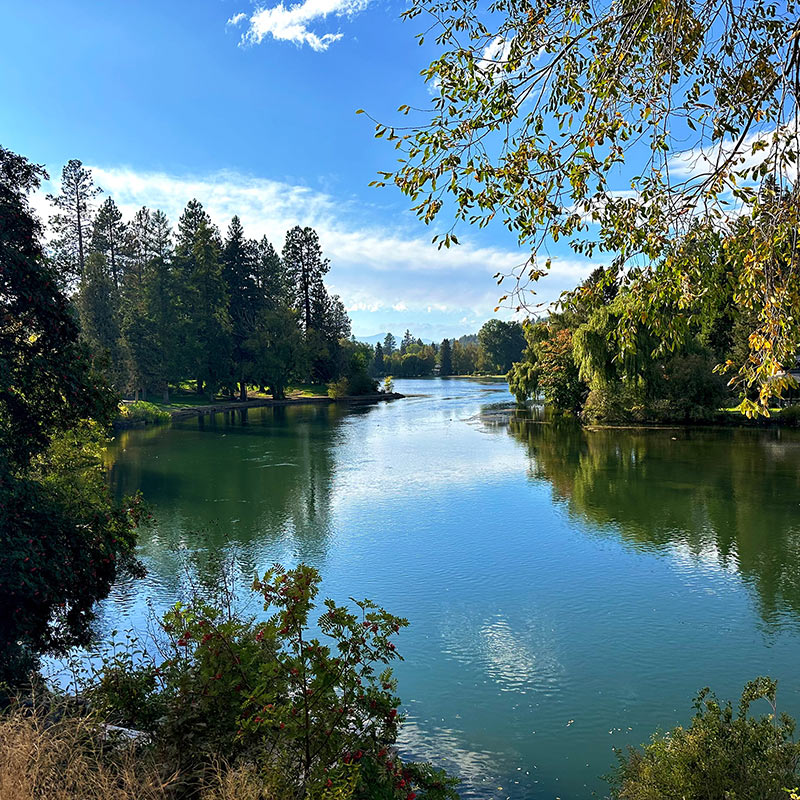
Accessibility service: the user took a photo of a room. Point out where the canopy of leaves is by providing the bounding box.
[374,0,800,413]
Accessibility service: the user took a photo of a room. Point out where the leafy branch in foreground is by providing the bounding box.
[373,0,800,413]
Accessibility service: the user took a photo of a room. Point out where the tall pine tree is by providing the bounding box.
[47,159,102,288]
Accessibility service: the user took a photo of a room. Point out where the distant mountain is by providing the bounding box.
[356,332,435,346]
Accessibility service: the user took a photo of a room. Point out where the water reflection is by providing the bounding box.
[108,403,346,605]
[507,416,800,628]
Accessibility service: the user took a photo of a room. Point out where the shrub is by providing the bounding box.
[118,401,171,425]
[0,423,143,686]
[86,564,459,800]
[383,376,395,395]
[609,678,800,800]
[778,404,800,427]
[328,378,350,399]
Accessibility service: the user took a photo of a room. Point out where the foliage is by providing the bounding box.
[373,0,800,413]
[340,340,380,395]
[0,423,144,684]
[477,320,525,374]
[778,405,800,428]
[328,378,351,399]
[118,401,171,425]
[609,678,800,800]
[0,144,141,686]
[86,564,460,800]
[509,323,585,413]
[46,158,102,288]
[438,339,452,376]
[383,376,395,394]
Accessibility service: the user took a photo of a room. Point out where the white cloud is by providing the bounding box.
[228,0,372,51]
[226,12,248,27]
[38,164,597,333]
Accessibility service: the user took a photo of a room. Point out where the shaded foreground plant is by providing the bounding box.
[609,677,800,799]
[86,563,459,800]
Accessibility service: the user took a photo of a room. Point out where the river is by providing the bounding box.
[96,377,800,799]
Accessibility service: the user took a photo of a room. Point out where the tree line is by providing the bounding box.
[369,320,525,379]
[48,159,376,402]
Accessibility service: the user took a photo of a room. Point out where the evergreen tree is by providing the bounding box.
[256,235,288,307]
[75,252,122,387]
[439,338,452,376]
[372,341,385,376]
[144,210,176,401]
[174,200,231,398]
[91,197,126,288]
[223,216,260,400]
[282,226,329,332]
[400,329,414,355]
[47,159,102,287]
[383,332,396,355]
[246,308,305,400]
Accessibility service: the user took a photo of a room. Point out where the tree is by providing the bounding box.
[439,338,452,376]
[120,207,173,399]
[400,329,414,355]
[478,319,525,374]
[452,339,478,375]
[283,226,329,333]
[75,252,122,387]
[376,0,800,413]
[223,216,261,400]
[91,197,126,288]
[383,332,397,355]
[246,307,305,400]
[256,235,288,307]
[47,159,102,287]
[174,200,231,398]
[372,341,385,375]
[0,144,140,684]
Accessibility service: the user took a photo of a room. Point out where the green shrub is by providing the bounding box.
[118,401,171,425]
[327,378,350,399]
[86,564,459,800]
[778,404,800,427]
[609,678,800,800]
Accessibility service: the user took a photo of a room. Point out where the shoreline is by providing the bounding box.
[114,392,405,428]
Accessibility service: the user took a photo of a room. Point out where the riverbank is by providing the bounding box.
[114,391,404,428]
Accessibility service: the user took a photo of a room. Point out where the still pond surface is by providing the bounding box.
[99,378,800,799]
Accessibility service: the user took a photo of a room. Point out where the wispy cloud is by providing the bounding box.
[228,0,372,51]
[37,165,597,336]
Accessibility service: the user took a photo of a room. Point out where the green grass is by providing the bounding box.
[117,401,171,425]
[286,383,328,398]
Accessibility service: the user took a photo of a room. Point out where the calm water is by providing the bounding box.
[98,378,800,799]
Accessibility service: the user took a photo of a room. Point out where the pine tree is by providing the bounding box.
[174,200,231,398]
[75,252,122,387]
[439,338,452,376]
[282,226,329,332]
[91,197,126,288]
[223,216,260,400]
[400,329,414,355]
[255,235,288,307]
[383,332,396,355]
[372,341,385,376]
[47,159,102,287]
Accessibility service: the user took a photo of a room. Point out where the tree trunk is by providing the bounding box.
[196,378,203,395]
[163,384,170,404]
[239,381,247,401]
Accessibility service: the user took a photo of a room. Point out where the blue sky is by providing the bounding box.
[0,0,597,339]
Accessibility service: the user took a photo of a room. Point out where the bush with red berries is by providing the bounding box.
[86,564,459,800]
